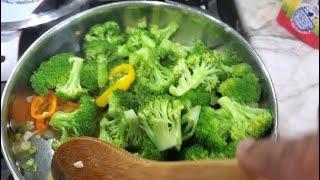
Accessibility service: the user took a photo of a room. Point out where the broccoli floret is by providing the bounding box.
[23,158,37,172]
[107,90,139,118]
[231,63,253,77]
[138,96,185,151]
[55,57,87,100]
[30,53,75,95]
[84,21,125,52]
[194,107,232,150]
[80,61,99,95]
[98,117,128,149]
[49,96,98,142]
[182,144,210,161]
[181,87,212,106]
[169,58,219,96]
[213,47,242,66]
[149,22,178,42]
[157,39,188,66]
[182,142,237,161]
[181,106,201,141]
[209,142,237,159]
[218,73,261,104]
[172,58,189,77]
[169,40,230,97]
[137,138,167,161]
[125,27,156,51]
[84,21,125,88]
[124,109,146,150]
[130,48,174,93]
[218,96,273,142]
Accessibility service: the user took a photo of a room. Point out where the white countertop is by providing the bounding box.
[234,0,319,139]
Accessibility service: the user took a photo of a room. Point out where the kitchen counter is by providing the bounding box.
[234,0,319,139]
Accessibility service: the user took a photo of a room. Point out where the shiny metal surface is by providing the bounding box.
[1,1,278,179]
[1,0,88,31]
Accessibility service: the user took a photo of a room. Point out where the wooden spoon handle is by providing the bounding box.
[150,159,251,180]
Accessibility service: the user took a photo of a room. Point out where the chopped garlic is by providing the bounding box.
[23,130,38,141]
[73,161,84,168]
[26,96,34,103]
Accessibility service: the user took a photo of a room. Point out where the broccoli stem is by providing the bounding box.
[55,57,87,100]
[97,55,109,88]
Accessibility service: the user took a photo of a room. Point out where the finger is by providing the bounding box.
[298,134,319,180]
[237,134,319,180]
[237,138,289,179]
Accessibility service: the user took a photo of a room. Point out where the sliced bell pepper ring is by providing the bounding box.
[96,64,135,107]
[30,91,57,132]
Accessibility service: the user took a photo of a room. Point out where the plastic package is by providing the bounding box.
[277,0,319,49]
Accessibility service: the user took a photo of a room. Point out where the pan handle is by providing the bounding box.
[1,30,21,82]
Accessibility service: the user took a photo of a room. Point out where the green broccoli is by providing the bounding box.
[218,73,261,104]
[124,109,146,150]
[182,144,210,161]
[84,21,125,47]
[125,26,156,51]
[83,21,125,88]
[213,46,242,66]
[23,158,37,172]
[130,48,174,93]
[107,90,139,118]
[157,39,188,66]
[55,57,87,100]
[100,109,146,151]
[169,39,231,97]
[138,96,185,151]
[169,59,219,96]
[172,58,189,77]
[49,96,98,142]
[149,22,178,41]
[182,142,237,161]
[30,53,75,95]
[181,106,201,141]
[209,142,237,159]
[98,117,128,149]
[187,39,209,55]
[80,61,99,95]
[194,107,232,150]
[181,87,212,106]
[137,138,167,161]
[231,63,253,77]
[218,96,273,142]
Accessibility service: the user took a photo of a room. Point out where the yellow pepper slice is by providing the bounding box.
[96,64,135,107]
[109,64,136,90]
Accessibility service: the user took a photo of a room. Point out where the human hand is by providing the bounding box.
[236,133,319,180]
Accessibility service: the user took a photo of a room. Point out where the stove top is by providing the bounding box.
[1,0,242,179]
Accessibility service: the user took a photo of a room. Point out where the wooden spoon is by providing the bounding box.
[51,137,253,180]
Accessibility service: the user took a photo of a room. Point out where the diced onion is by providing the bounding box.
[23,130,38,141]
[26,121,35,131]
[73,161,84,168]
[26,96,34,103]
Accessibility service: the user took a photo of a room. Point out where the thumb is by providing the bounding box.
[236,134,319,180]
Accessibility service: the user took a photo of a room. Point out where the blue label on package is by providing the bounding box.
[292,5,318,31]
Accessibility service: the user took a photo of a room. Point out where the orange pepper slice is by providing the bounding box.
[30,91,57,131]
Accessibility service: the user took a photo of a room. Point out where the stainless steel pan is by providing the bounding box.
[1,1,278,179]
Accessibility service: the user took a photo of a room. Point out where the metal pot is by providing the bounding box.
[1,1,278,179]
